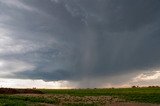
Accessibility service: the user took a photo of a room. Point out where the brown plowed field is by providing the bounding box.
[0,88,43,94]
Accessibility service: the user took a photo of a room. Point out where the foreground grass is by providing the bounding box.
[40,88,160,104]
[0,99,27,106]
[0,96,98,106]
[0,94,59,106]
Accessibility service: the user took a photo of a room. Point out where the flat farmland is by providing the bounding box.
[0,88,160,106]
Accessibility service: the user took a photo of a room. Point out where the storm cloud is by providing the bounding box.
[0,0,160,87]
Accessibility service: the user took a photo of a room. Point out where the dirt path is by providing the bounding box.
[35,103,56,106]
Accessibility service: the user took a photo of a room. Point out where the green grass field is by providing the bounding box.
[0,88,160,106]
[40,88,160,103]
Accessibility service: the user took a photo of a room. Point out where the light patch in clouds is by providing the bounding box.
[119,69,160,87]
[0,60,35,77]
[50,0,59,3]
[0,78,70,89]
[0,28,44,55]
[133,70,160,82]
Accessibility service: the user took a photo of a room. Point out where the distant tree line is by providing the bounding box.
[132,86,160,88]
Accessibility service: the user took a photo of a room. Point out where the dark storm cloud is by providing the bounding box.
[1,0,160,87]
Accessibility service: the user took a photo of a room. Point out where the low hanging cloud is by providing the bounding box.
[0,0,160,87]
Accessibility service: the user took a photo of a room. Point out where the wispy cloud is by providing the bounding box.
[0,0,37,12]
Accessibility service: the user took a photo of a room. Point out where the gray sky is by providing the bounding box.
[0,0,160,88]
